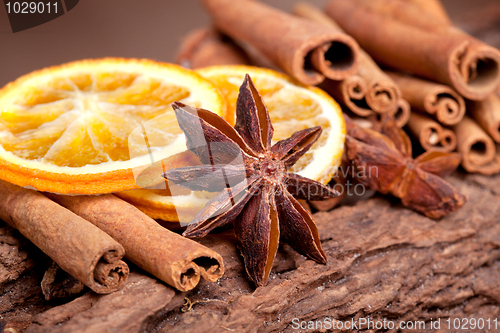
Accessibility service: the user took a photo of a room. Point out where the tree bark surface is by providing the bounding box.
[140,173,500,333]
[2,174,500,332]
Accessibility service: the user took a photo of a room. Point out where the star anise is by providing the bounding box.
[163,74,339,286]
[344,115,466,219]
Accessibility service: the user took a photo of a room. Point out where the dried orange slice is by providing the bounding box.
[118,65,345,222]
[0,58,225,194]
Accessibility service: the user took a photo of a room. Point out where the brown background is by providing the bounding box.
[1,0,499,88]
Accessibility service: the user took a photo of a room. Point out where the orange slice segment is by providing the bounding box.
[0,58,225,194]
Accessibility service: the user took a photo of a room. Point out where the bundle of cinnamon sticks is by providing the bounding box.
[324,0,500,174]
[177,0,500,175]
[0,180,224,294]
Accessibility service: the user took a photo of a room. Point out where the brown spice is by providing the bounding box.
[356,98,410,130]
[387,71,465,126]
[294,2,400,115]
[0,180,129,294]
[202,0,359,85]
[467,91,500,143]
[391,98,411,128]
[407,112,457,152]
[176,28,251,69]
[163,75,339,286]
[451,115,500,175]
[347,0,451,31]
[344,116,466,218]
[325,0,500,100]
[46,193,224,292]
[402,0,451,25]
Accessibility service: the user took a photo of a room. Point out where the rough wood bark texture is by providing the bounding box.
[2,175,500,332]
[137,173,500,333]
[25,272,175,333]
[0,225,53,332]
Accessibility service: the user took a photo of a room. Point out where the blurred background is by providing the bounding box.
[1,0,499,87]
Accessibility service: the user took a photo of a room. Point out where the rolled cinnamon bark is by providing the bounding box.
[392,99,411,128]
[387,71,465,125]
[402,0,451,25]
[47,193,224,292]
[325,0,500,100]
[294,2,399,114]
[407,112,457,152]
[345,0,451,31]
[452,116,500,175]
[367,99,410,129]
[0,180,129,294]
[319,77,371,117]
[202,0,359,85]
[176,28,251,69]
[468,92,500,143]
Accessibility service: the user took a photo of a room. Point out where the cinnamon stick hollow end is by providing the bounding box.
[0,180,129,294]
[389,98,410,128]
[48,194,224,292]
[294,2,399,114]
[319,76,373,117]
[364,76,400,114]
[307,33,360,81]
[292,2,361,81]
[373,0,500,101]
[387,72,465,125]
[423,86,465,126]
[448,41,500,101]
[452,116,499,174]
[325,0,500,101]
[407,112,457,152]
[363,100,410,132]
[202,0,359,85]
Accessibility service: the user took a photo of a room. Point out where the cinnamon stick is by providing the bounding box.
[366,99,410,130]
[392,98,411,128]
[468,92,500,143]
[0,180,129,294]
[345,0,451,31]
[46,193,224,292]
[319,77,372,117]
[387,71,465,125]
[402,0,451,25]
[176,28,251,69]
[407,112,457,152]
[325,0,500,100]
[294,2,400,115]
[452,116,500,175]
[202,0,360,85]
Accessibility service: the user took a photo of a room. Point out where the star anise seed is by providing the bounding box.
[164,74,339,286]
[344,115,466,219]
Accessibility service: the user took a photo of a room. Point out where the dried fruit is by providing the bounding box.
[0,58,225,194]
